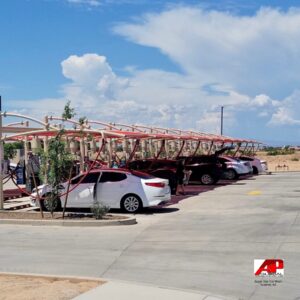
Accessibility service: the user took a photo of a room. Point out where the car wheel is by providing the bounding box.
[121,194,142,213]
[252,166,258,175]
[42,194,61,212]
[200,173,215,185]
[225,169,238,180]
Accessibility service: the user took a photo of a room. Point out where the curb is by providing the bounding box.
[0,216,137,227]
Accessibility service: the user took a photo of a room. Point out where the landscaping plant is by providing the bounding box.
[91,200,110,220]
[39,131,74,217]
[39,102,76,217]
[4,141,23,160]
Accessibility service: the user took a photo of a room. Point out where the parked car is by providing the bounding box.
[129,155,224,190]
[218,156,252,180]
[177,146,236,185]
[238,156,264,174]
[178,155,223,185]
[260,160,268,172]
[128,159,178,194]
[30,168,171,213]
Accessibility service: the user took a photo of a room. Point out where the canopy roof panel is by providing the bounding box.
[1,113,262,144]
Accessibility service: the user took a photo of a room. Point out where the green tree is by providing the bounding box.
[78,116,87,126]
[4,142,23,160]
[38,101,76,217]
[39,131,74,217]
[62,100,76,120]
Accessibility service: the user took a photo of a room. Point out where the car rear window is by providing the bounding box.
[71,172,100,184]
[99,172,127,182]
[239,156,253,161]
[129,160,152,170]
[131,170,155,179]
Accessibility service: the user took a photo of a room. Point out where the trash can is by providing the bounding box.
[26,180,32,193]
[16,167,25,185]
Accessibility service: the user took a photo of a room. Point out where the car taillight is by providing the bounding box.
[145,182,165,188]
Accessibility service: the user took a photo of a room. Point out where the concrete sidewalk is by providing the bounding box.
[73,281,234,300]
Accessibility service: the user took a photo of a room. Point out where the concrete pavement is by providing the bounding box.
[73,281,230,300]
[1,172,300,300]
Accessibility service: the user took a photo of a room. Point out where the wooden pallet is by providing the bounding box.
[4,200,31,211]
[4,189,26,201]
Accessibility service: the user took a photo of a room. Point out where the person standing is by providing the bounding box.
[176,159,185,196]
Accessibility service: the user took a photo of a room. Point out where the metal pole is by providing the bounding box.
[0,95,4,210]
[220,106,224,136]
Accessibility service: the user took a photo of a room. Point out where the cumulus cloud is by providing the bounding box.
[269,90,300,126]
[114,7,300,98]
[61,54,129,106]
[252,95,272,107]
[7,52,290,135]
[7,6,300,141]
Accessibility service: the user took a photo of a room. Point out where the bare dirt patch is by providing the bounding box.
[0,274,104,300]
[257,151,300,172]
[0,211,128,221]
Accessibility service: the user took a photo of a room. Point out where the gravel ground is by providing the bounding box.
[0,274,104,300]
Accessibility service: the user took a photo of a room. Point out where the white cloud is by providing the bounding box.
[7,98,67,121]
[196,111,221,134]
[252,94,272,107]
[7,52,288,135]
[7,6,300,141]
[61,54,129,105]
[114,7,300,98]
[67,0,101,6]
[269,90,300,126]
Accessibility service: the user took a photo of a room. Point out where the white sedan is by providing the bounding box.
[30,169,171,213]
[219,156,252,180]
[239,156,265,174]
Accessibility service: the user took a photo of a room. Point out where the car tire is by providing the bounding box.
[42,193,62,212]
[200,173,215,185]
[121,194,142,213]
[224,169,238,180]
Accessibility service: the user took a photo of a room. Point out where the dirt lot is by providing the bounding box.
[0,274,104,300]
[0,211,127,220]
[257,151,300,172]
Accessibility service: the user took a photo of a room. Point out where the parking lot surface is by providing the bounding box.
[0,172,300,300]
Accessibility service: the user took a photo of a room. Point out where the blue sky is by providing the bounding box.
[1,0,300,145]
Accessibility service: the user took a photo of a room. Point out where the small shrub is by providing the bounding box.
[291,157,299,162]
[91,201,110,219]
[266,150,280,156]
[266,148,295,156]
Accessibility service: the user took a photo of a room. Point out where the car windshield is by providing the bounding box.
[220,157,235,162]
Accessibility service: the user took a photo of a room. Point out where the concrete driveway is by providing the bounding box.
[0,172,299,300]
